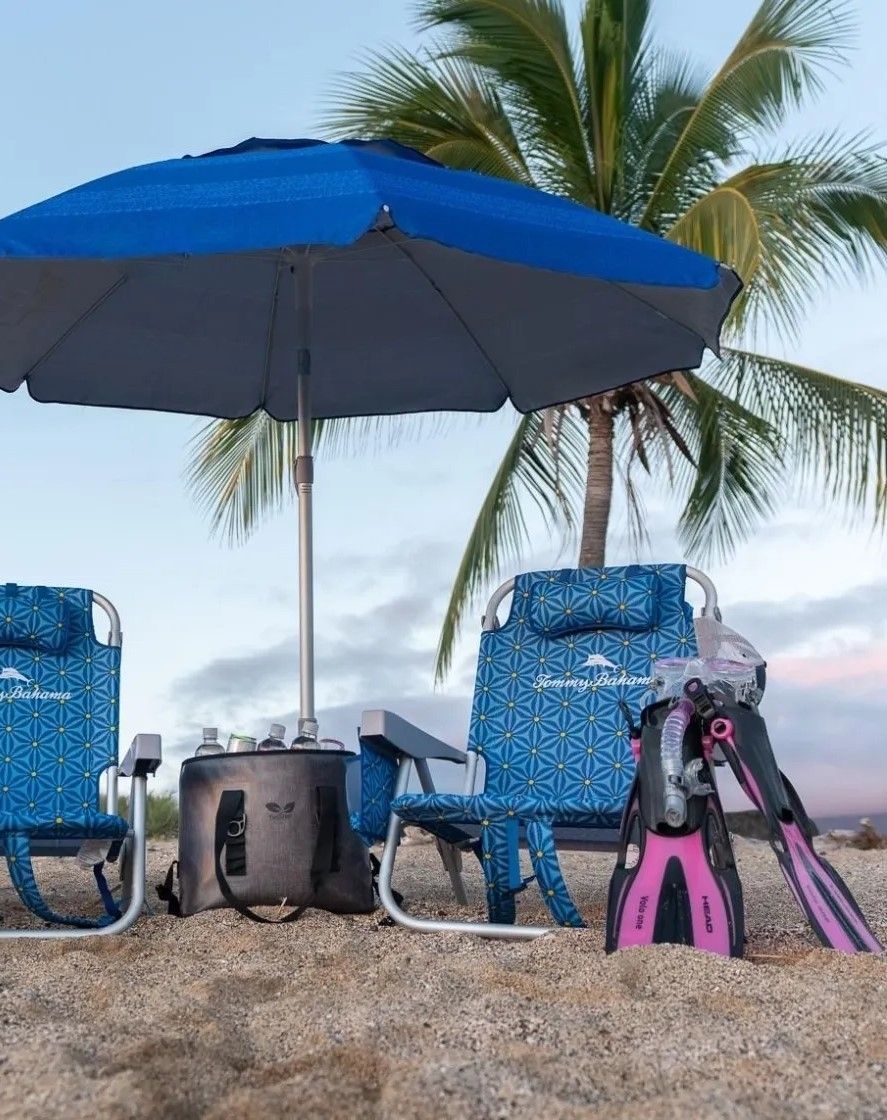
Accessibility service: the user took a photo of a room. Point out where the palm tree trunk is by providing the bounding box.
[579,398,615,567]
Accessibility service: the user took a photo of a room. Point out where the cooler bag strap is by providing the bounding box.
[312,785,339,879]
[156,860,182,916]
[213,785,338,924]
[368,853,404,908]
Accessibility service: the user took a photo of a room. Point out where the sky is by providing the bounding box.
[0,0,885,815]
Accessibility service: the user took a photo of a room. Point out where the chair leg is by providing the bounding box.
[413,757,468,905]
[435,837,468,906]
[376,758,552,941]
[105,765,119,815]
[0,775,149,941]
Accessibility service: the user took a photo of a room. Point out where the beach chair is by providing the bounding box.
[0,584,161,938]
[363,564,716,938]
[349,711,471,903]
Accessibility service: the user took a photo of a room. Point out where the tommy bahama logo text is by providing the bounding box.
[534,650,655,691]
[534,670,655,691]
[0,667,72,702]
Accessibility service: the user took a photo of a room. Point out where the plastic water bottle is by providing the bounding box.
[291,717,319,750]
[258,723,287,751]
[227,733,257,753]
[318,737,346,752]
[195,727,225,756]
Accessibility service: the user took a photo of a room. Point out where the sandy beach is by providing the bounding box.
[1,837,885,1120]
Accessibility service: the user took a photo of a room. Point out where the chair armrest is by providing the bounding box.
[359,709,466,764]
[119,733,162,778]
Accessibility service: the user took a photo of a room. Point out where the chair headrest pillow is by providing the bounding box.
[0,584,72,653]
[525,569,658,636]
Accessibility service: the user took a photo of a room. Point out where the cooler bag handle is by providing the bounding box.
[213,785,339,924]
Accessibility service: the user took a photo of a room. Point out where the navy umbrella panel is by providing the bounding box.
[0,138,741,733]
[0,138,739,420]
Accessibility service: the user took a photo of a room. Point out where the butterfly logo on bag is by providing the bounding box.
[265,801,296,820]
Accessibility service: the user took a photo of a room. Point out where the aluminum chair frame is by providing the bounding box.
[373,566,719,939]
[0,592,162,939]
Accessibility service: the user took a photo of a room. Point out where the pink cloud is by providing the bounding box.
[770,643,887,689]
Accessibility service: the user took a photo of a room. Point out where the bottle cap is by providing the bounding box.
[203,727,218,740]
[298,716,319,739]
[270,723,286,739]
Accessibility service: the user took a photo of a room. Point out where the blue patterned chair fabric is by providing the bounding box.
[390,564,697,926]
[349,739,399,848]
[0,584,126,927]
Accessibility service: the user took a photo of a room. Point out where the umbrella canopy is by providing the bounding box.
[0,138,738,418]
[0,137,741,734]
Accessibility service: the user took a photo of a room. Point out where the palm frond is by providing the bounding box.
[318,412,458,457]
[417,0,595,200]
[640,0,855,230]
[434,406,586,680]
[666,184,764,288]
[611,379,695,554]
[653,375,785,560]
[186,413,434,544]
[712,349,887,526]
[616,456,651,556]
[612,380,695,480]
[620,49,709,222]
[578,0,654,212]
[323,47,531,182]
[185,414,300,544]
[718,133,887,338]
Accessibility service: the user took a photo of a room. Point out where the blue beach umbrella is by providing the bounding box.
[0,138,740,737]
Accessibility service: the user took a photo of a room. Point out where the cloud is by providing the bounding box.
[172,572,449,710]
[174,635,297,710]
[719,677,887,816]
[272,692,471,759]
[702,579,887,813]
[164,541,471,768]
[159,689,474,785]
[726,578,887,657]
[161,556,887,815]
[772,643,887,690]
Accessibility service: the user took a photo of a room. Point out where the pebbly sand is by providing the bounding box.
[0,837,885,1120]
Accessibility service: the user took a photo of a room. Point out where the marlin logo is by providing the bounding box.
[0,666,72,701]
[535,650,655,691]
[0,667,31,683]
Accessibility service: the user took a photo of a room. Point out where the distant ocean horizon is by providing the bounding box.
[816,809,887,834]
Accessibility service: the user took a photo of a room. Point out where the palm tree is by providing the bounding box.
[188,0,887,680]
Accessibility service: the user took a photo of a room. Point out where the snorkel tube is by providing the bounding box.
[660,699,695,827]
[655,658,759,828]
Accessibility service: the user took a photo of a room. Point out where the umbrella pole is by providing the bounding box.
[295,253,317,738]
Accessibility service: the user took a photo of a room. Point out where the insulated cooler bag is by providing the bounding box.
[161,749,375,920]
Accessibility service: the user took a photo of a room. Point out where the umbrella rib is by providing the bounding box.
[611,266,739,356]
[380,229,509,399]
[21,273,129,381]
[259,254,285,409]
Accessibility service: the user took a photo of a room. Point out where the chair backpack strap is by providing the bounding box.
[213,786,339,924]
[477,816,527,925]
[4,833,120,929]
[525,819,585,928]
[92,862,123,921]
